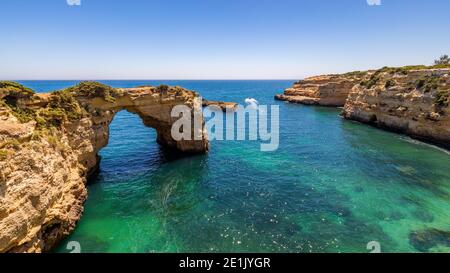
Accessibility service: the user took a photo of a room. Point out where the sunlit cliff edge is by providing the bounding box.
[276,65,450,149]
[0,82,208,252]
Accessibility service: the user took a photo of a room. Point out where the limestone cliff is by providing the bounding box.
[0,82,208,253]
[276,66,450,148]
[275,72,365,106]
[343,68,450,149]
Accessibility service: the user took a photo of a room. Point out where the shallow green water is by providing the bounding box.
[21,81,449,253]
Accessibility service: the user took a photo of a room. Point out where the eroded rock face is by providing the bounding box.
[343,69,450,148]
[0,84,208,252]
[276,67,450,148]
[275,73,365,106]
[202,99,238,112]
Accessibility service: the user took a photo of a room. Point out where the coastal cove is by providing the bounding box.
[6,80,450,253]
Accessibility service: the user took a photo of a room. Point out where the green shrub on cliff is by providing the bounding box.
[434,55,449,65]
[361,73,381,89]
[435,89,449,106]
[342,70,367,78]
[35,90,87,127]
[378,66,408,75]
[377,64,450,75]
[10,107,36,123]
[38,107,70,127]
[385,80,395,88]
[0,139,20,150]
[156,84,169,93]
[63,81,122,102]
[372,64,450,79]
[402,64,450,70]
[46,134,67,153]
[0,81,91,128]
[50,90,86,119]
[0,149,8,161]
[416,79,426,89]
[0,81,34,99]
[430,63,450,69]
[414,75,441,93]
[0,82,37,123]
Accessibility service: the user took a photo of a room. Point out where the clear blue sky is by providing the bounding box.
[1,0,449,79]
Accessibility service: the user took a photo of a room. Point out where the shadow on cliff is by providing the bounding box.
[0,182,5,198]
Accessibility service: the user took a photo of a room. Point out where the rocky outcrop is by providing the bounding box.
[343,68,450,148]
[275,72,366,106]
[276,66,450,148]
[202,99,238,112]
[0,82,208,253]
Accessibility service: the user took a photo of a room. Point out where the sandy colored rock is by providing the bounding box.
[342,69,450,149]
[0,84,208,253]
[202,99,238,112]
[276,67,450,148]
[275,73,366,106]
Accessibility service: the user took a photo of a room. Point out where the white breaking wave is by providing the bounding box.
[245,98,259,109]
[400,136,450,155]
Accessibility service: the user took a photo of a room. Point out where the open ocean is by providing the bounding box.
[18,80,450,253]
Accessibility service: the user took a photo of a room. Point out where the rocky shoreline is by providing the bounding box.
[276,66,450,149]
[202,99,238,112]
[275,73,363,106]
[0,82,208,252]
[0,67,449,252]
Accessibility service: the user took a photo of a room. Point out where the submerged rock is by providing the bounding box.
[0,82,208,252]
[409,228,450,252]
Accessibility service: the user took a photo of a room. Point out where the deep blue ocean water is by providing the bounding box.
[18,80,450,253]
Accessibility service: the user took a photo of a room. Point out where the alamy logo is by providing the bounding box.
[367,241,381,253]
[67,0,81,6]
[66,241,81,253]
[171,98,280,152]
[367,0,381,6]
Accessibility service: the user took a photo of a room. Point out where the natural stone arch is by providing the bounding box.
[0,83,208,252]
[92,87,206,148]
[71,86,209,179]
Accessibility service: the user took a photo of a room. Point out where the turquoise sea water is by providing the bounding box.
[19,80,450,253]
